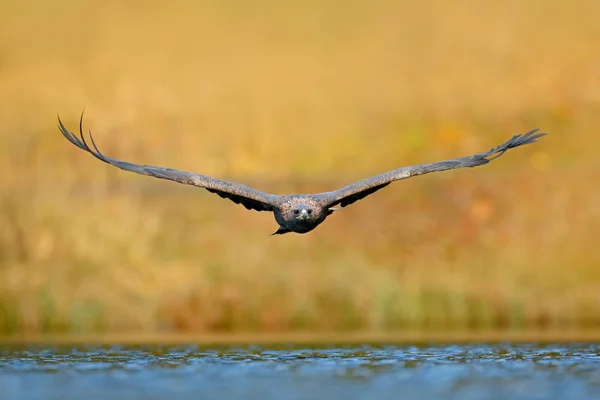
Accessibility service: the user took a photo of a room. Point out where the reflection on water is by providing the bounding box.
[1,343,599,400]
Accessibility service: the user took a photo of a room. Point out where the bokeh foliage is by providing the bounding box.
[1,0,599,334]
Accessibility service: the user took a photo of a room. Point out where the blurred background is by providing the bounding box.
[0,0,598,337]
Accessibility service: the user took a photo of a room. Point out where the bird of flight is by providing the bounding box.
[58,112,546,235]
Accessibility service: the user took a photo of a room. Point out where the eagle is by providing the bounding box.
[58,112,546,235]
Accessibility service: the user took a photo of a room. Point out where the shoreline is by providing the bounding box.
[3,330,600,346]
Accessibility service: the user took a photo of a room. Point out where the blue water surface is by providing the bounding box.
[1,343,599,400]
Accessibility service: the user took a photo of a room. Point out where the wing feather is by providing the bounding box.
[320,129,547,208]
[58,112,279,212]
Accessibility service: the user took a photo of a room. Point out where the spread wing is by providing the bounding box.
[319,129,547,209]
[58,112,280,212]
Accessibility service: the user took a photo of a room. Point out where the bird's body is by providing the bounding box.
[58,112,546,235]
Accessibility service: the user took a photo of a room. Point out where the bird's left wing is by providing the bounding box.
[318,129,547,209]
[58,113,280,212]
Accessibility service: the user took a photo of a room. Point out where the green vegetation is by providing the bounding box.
[0,0,599,335]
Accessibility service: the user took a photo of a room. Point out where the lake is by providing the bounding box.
[1,342,599,400]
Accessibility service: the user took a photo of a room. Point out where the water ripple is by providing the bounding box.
[1,343,599,400]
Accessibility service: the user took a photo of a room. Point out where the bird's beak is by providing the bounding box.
[299,209,308,220]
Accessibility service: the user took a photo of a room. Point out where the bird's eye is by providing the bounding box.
[293,210,299,215]
[307,209,312,214]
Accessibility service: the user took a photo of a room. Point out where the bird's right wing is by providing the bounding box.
[319,129,547,209]
[58,113,280,212]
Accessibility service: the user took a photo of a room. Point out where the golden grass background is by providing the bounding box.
[0,0,599,335]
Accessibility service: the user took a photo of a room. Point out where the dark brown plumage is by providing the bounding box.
[58,112,546,235]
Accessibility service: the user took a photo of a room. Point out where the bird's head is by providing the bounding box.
[291,205,314,222]
[273,198,327,234]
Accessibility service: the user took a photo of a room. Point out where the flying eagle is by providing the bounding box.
[58,112,546,235]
